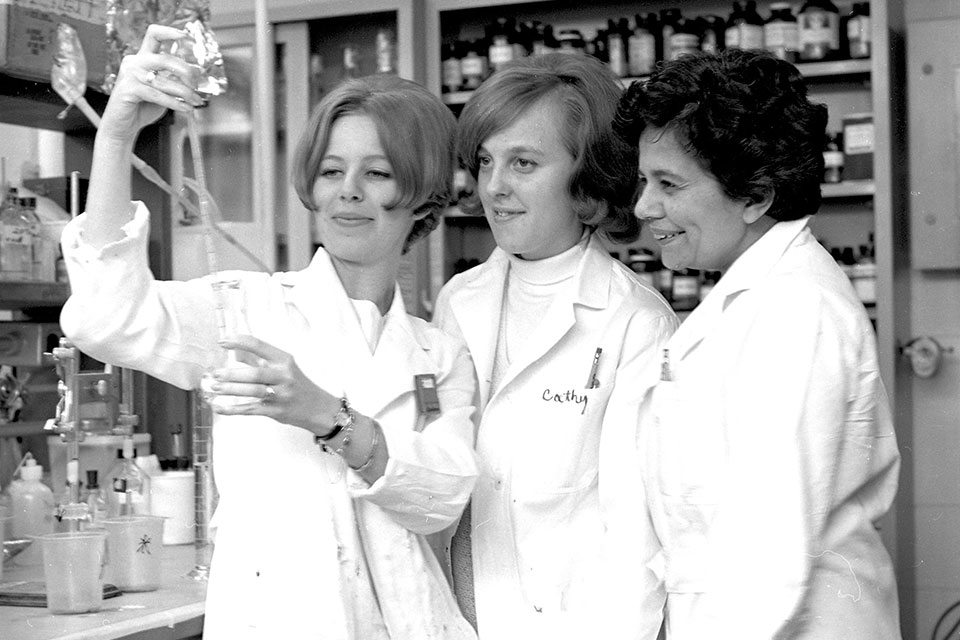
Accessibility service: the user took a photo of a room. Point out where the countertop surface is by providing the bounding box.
[0,543,206,640]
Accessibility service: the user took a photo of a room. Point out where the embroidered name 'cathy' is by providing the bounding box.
[542,388,588,415]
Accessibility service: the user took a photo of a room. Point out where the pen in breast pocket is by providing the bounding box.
[585,347,602,389]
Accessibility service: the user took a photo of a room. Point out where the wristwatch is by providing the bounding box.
[315,396,355,447]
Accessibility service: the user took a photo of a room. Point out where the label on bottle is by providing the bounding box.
[844,122,874,155]
[765,22,799,52]
[628,32,656,75]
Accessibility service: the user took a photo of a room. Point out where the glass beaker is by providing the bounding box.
[199,278,260,410]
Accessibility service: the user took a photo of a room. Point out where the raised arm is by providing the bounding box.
[85,24,204,248]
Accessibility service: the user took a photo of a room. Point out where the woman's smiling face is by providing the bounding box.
[476,97,584,260]
[311,114,422,265]
[633,126,770,272]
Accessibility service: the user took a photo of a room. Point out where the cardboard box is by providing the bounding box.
[0,0,108,87]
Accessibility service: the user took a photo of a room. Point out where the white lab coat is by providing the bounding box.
[640,217,901,639]
[60,204,479,640]
[434,234,677,639]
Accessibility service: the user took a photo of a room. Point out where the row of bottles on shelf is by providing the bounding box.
[621,233,876,312]
[308,28,396,106]
[441,0,871,94]
[0,187,67,284]
[3,442,151,553]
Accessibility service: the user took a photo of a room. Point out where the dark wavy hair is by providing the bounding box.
[293,74,457,254]
[457,53,640,243]
[614,49,828,221]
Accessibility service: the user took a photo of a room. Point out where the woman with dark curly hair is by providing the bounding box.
[617,49,901,638]
[433,53,677,637]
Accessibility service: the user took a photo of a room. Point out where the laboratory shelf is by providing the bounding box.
[822,180,876,199]
[0,282,70,310]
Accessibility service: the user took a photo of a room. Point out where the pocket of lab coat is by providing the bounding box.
[513,383,613,494]
[650,379,720,593]
[651,380,723,499]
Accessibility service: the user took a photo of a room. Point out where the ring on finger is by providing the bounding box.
[262,385,277,403]
[145,69,158,84]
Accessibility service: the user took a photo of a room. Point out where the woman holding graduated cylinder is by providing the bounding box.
[59,24,478,639]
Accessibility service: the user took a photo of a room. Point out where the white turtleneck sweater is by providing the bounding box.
[491,234,587,393]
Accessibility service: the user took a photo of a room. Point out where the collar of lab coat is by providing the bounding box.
[447,232,612,406]
[666,216,812,363]
[276,247,433,415]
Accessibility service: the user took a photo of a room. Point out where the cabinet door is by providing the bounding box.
[908,17,960,269]
[170,25,279,279]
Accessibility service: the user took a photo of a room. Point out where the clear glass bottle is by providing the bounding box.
[105,439,151,517]
[0,188,38,282]
[83,469,108,529]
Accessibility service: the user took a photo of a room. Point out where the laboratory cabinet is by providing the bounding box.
[207,0,435,318]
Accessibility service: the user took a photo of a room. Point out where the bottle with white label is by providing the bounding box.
[798,0,840,61]
[765,3,800,62]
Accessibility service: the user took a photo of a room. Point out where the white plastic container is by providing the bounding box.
[150,470,195,544]
[8,457,55,565]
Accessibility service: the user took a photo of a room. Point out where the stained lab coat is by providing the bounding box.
[59,204,479,640]
[640,217,901,639]
[434,234,677,639]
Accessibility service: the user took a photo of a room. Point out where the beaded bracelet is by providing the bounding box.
[349,422,380,472]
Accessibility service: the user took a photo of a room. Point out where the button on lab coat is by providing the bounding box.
[640,217,901,639]
[434,235,677,639]
[60,204,479,640]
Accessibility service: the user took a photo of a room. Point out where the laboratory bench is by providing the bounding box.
[0,543,206,640]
